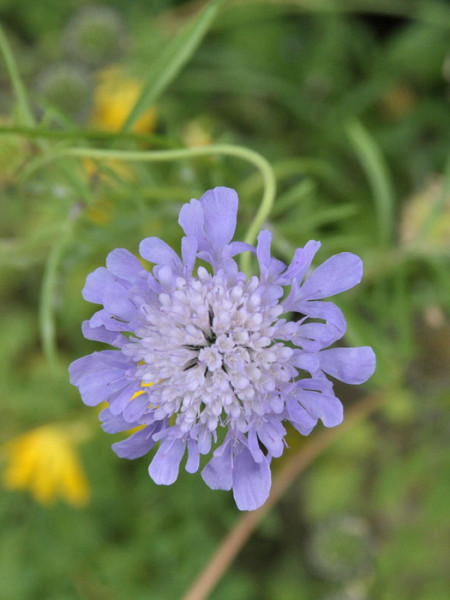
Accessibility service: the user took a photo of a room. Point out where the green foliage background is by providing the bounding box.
[0,1,449,599]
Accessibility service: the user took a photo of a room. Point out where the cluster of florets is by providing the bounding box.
[69,187,375,510]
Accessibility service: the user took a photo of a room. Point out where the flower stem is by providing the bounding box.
[181,391,386,600]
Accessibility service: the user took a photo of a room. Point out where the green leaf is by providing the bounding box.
[122,0,223,132]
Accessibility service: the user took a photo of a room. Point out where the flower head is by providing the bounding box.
[69,187,375,510]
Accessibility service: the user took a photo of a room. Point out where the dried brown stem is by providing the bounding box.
[181,392,385,600]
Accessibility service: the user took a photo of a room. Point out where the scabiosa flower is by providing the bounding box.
[69,187,375,510]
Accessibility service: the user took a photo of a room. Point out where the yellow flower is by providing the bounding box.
[85,67,156,193]
[2,425,90,507]
[91,66,156,133]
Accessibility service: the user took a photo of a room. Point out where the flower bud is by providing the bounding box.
[64,6,126,68]
[35,63,92,121]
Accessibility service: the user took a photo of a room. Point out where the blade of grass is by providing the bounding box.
[270,179,316,217]
[0,25,35,127]
[39,205,80,367]
[346,120,395,247]
[122,0,223,132]
[0,124,174,147]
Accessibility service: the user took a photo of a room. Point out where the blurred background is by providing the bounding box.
[0,1,449,599]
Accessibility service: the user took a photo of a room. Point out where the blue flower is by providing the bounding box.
[69,187,375,510]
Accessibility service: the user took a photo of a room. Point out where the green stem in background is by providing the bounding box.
[23,144,277,272]
[0,125,175,148]
[39,205,80,367]
[0,25,35,127]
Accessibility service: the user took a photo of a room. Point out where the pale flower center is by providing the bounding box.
[123,267,293,433]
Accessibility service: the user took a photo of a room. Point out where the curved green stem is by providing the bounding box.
[25,144,277,272]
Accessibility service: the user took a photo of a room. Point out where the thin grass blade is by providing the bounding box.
[346,120,395,247]
[122,0,223,132]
